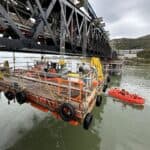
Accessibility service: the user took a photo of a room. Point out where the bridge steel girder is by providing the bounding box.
[0,4,24,39]
[0,0,112,58]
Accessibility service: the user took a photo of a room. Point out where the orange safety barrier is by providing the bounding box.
[41,77,84,103]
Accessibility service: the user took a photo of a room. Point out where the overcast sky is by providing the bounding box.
[89,0,150,39]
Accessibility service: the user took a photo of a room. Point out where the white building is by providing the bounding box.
[117,49,144,58]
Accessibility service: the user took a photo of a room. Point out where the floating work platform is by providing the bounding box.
[0,57,109,130]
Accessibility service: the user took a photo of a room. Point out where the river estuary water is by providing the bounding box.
[0,65,150,150]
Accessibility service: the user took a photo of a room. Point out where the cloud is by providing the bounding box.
[89,0,150,39]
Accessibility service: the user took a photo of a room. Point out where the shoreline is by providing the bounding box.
[125,58,150,66]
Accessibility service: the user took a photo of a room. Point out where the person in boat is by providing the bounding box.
[120,89,129,95]
[43,61,50,72]
[78,63,84,74]
[120,89,126,95]
[49,62,57,73]
[78,63,90,74]
[83,63,90,73]
[133,94,137,99]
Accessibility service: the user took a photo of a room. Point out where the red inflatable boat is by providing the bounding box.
[108,88,145,105]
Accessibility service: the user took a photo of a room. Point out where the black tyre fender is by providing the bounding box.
[103,84,108,92]
[96,95,103,107]
[83,113,93,130]
[16,91,26,105]
[4,91,15,101]
[59,103,75,121]
[107,76,111,83]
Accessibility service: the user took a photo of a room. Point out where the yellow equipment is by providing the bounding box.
[67,73,80,78]
[90,57,104,81]
[58,59,66,66]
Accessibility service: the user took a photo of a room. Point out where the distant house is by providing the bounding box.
[117,49,144,58]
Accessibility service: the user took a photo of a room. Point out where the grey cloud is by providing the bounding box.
[89,0,150,39]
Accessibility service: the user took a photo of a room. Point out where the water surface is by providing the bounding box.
[0,65,150,150]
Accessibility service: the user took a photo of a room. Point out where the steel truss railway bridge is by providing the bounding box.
[0,0,112,58]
